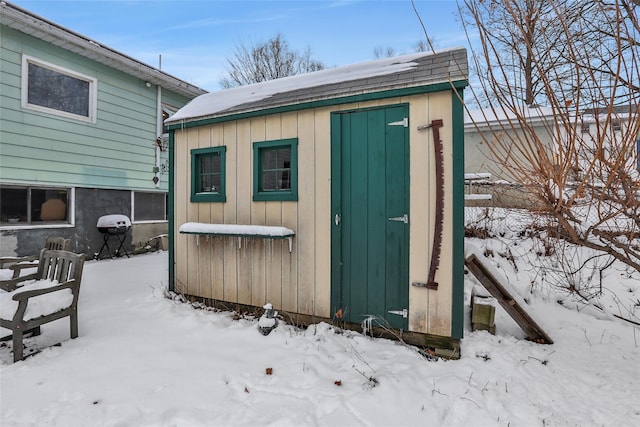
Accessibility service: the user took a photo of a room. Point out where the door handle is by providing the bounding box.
[388,214,408,224]
[335,213,341,226]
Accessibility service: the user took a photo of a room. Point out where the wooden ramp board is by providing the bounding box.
[465,252,553,344]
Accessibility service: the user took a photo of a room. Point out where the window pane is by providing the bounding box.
[278,148,291,168]
[28,62,90,117]
[278,169,291,190]
[201,156,211,174]
[263,150,278,169]
[201,174,221,193]
[135,192,166,221]
[32,189,68,222]
[279,150,291,190]
[0,187,28,224]
[260,147,291,191]
[201,153,220,174]
[262,171,278,191]
[199,153,221,193]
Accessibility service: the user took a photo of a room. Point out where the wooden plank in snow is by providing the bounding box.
[465,253,553,344]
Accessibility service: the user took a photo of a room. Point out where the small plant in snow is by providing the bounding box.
[354,367,379,390]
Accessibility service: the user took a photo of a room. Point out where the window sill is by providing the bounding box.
[253,192,298,202]
[191,193,226,203]
[0,223,75,231]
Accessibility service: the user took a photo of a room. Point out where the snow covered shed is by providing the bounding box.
[165,49,468,352]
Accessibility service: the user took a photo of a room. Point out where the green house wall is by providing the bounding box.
[0,26,192,192]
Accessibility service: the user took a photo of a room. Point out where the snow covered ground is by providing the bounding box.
[1,218,639,426]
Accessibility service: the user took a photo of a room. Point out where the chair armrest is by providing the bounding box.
[11,279,78,301]
[9,262,39,279]
[0,281,20,292]
[0,256,37,269]
[0,272,40,292]
[7,279,78,324]
[0,257,22,268]
[12,271,40,283]
[2,271,40,289]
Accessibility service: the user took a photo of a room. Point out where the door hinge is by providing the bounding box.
[412,281,439,290]
[388,213,409,224]
[388,118,408,128]
[388,308,408,318]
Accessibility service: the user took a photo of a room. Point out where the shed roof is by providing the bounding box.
[1,1,207,99]
[464,106,557,131]
[166,48,467,126]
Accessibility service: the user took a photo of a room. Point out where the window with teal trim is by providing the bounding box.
[191,146,226,202]
[253,138,298,201]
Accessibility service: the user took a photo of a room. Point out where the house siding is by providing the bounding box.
[1,16,201,257]
[1,26,191,192]
[463,109,559,208]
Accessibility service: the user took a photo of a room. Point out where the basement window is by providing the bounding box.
[21,55,97,123]
[0,185,72,227]
[253,138,298,202]
[191,146,226,203]
[132,191,168,222]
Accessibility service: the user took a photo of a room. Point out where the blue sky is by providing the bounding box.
[10,0,469,91]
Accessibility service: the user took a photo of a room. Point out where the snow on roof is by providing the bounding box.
[465,106,556,125]
[465,104,638,127]
[166,48,468,124]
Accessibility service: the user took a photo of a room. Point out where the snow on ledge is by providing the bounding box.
[179,222,295,238]
[465,194,492,201]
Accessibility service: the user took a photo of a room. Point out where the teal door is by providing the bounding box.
[331,105,410,330]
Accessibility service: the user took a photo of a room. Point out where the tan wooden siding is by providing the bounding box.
[408,91,454,337]
[174,93,456,333]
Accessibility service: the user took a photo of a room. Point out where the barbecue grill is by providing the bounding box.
[95,214,131,259]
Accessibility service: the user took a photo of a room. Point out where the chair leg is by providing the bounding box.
[70,312,78,339]
[12,329,24,363]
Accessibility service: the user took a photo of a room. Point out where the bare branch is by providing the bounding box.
[220,34,324,88]
[459,0,640,274]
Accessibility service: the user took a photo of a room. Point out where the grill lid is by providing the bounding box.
[97,214,131,228]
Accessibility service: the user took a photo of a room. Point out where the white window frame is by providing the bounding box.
[131,191,168,223]
[21,55,98,123]
[0,185,75,230]
[612,120,622,133]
